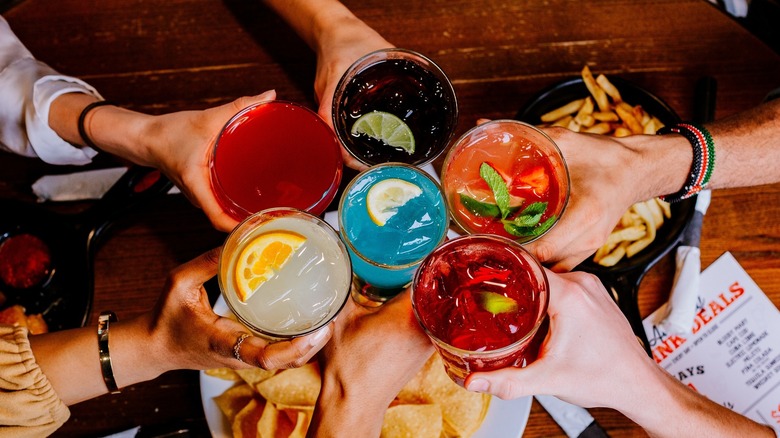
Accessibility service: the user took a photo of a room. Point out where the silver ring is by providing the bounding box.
[233,333,251,362]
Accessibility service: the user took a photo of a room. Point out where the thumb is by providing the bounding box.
[226,90,277,115]
[465,362,547,400]
[169,247,222,289]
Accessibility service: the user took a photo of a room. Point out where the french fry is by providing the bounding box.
[613,127,633,138]
[574,97,595,126]
[656,198,672,218]
[604,225,646,247]
[582,122,611,134]
[552,115,573,127]
[593,111,619,122]
[598,241,630,267]
[566,118,581,132]
[541,99,586,122]
[620,211,641,228]
[615,104,644,134]
[581,66,610,112]
[644,199,664,229]
[596,74,622,103]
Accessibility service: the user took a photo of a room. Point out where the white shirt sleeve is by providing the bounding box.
[0,15,103,165]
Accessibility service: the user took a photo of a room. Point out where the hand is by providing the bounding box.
[142,247,333,374]
[463,269,652,409]
[312,14,393,170]
[524,128,654,271]
[463,268,776,437]
[309,290,434,437]
[142,90,278,232]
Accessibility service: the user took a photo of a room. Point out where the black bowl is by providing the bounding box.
[516,76,696,355]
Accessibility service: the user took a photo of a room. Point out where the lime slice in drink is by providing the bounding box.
[476,291,518,315]
[366,178,423,226]
[351,111,416,154]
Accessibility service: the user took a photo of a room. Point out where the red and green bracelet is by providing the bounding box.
[656,123,715,202]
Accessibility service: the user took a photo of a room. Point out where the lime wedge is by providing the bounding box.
[366,178,422,226]
[351,111,415,154]
[476,291,518,315]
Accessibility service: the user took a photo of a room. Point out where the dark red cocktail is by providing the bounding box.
[412,234,549,386]
[332,48,458,167]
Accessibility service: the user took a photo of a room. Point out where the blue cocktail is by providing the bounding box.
[338,163,448,305]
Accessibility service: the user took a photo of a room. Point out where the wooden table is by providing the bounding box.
[3,0,780,436]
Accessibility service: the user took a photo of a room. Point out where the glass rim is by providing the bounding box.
[337,162,449,270]
[219,206,352,339]
[330,47,459,168]
[209,100,343,219]
[439,119,571,245]
[410,233,550,356]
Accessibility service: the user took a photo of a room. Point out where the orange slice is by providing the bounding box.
[234,231,306,302]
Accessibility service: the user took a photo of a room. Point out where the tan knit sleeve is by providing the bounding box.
[0,325,69,437]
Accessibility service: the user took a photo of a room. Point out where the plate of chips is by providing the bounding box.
[200,298,531,437]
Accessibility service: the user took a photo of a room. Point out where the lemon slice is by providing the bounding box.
[366,179,423,226]
[351,111,416,154]
[234,231,306,302]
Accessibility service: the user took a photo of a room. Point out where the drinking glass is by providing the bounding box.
[412,234,550,386]
[338,163,448,306]
[218,207,351,340]
[210,101,343,222]
[332,48,458,167]
[440,120,570,244]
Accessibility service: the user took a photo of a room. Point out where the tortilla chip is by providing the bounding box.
[256,401,295,438]
[286,409,312,438]
[205,367,242,381]
[418,355,490,437]
[381,404,442,438]
[213,384,256,423]
[236,367,277,388]
[256,362,320,408]
[232,398,266,438]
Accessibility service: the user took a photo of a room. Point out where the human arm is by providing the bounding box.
[307,290,434,437]
[27,247,332,406]
[464,270,775,438]
[46,90,279,232]
[262,0,393,169]
[525,98,780,271]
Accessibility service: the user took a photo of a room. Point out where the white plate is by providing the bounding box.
[199,369,531,437]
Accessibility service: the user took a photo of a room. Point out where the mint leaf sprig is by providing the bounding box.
[501,202,557,239]
[457,162,556,239]
[479,163,512,219]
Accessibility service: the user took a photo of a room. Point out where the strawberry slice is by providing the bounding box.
[512,166,550,197]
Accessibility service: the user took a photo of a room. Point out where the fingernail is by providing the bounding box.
[468,378,490,393]
[308,325,331,346]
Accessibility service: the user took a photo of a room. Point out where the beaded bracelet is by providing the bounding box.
[656,123,715,202]
[77,100,113,150]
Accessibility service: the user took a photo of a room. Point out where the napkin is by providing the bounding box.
[655,190,712,335]
[31,167,180,202]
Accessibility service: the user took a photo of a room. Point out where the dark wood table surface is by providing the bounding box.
[3,0,780,436]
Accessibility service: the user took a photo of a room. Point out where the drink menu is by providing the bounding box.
[642,252,780,433]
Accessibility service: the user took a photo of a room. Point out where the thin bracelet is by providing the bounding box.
[97,311,121,394]
[77,101,113,150]
[656,123,716,202]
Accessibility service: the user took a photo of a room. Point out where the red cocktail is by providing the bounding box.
[210,101,343,221]
[441,120,569,243]
[412,234,549,386]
